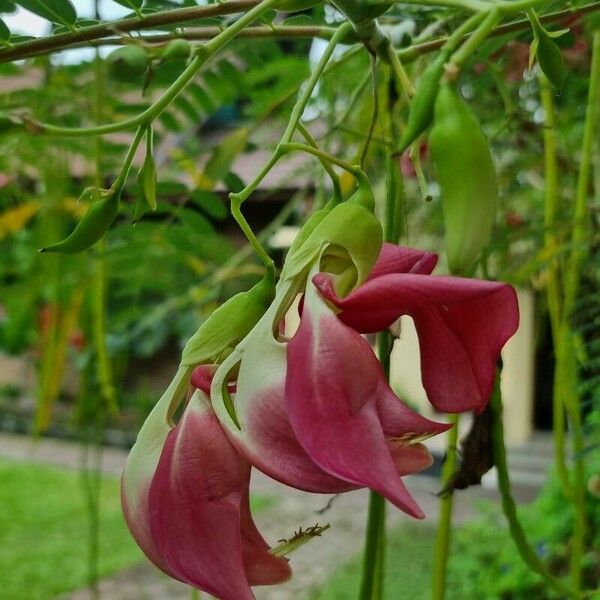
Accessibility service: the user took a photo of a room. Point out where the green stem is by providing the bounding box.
[111,125,146,193]
[431,413,459,600]
[279,142,368,185]
[229,22,351,205]
[562,32,600,592]
[450,9,500,69]
[397,3,600,64]
[230,196,275,276]
[296,122,342,202]
[29,0,283,137]
[564,31,600,313]
[490,372,581,600]
[359,491,387,600]
[225,22,351,269]
[383,39,415,99]
[539,74,571,497]
[366,0,488,11]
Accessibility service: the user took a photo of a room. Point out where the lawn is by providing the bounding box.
[0,457,275,600]
[0,458,143,600]
[309,523,437,600]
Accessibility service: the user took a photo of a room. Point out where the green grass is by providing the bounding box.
[0,458,143,600]
[0,458,277,600]
[309,523,436,600]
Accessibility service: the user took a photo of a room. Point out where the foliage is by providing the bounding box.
[446,473,600,599]
[0,458,142,600]
[0,457,275,599]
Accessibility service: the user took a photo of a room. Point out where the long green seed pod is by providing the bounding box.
[40,187,119,254]
[429,83,498,275]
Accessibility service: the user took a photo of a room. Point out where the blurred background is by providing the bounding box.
[0,1,598,598]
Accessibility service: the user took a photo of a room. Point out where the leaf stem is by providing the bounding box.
[230,22,353,204]
[539,74,572,498]
[449,8,500,69]
[490,372,581,600]
[296,122,342,202]
[111,125,145,193]
[359,490,386,600]
[431,413,459,600]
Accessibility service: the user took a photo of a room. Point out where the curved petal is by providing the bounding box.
[210,282,358,494]
[286,282,437,519]
[121,366,192,572]
[314,272,519,413]
[122,385,290,600]
[367,243,438,280]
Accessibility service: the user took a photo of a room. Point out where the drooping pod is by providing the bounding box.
[40,187,120,254]
[429,83,497,275]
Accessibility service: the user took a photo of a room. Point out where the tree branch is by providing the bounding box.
[0,0,261,63]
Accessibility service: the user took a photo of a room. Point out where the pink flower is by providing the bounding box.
[210,247,457,518]
[312,243,520,413]
[281,243,518,516]
[122,369,291,600]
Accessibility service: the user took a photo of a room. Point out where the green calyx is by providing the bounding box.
[39,187,119,254]
[282,196,383,289]
[429,82,497,275]
[180,270,276,366]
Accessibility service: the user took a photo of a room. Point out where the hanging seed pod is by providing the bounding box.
[161,39,192,62]
[429,83,497,275]
[106,45,150,84]
[40,187,119,254]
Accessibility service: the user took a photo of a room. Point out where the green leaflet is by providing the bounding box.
[15,0,76,25]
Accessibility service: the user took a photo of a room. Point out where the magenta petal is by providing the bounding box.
[367,243,438,280]
[388,442,434,476]
[376,379,450,438]
[191,364,217,394]
[314,272,519,413]
[125,388,290,600]
[239,381,359,493]
[286,286,426,518]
